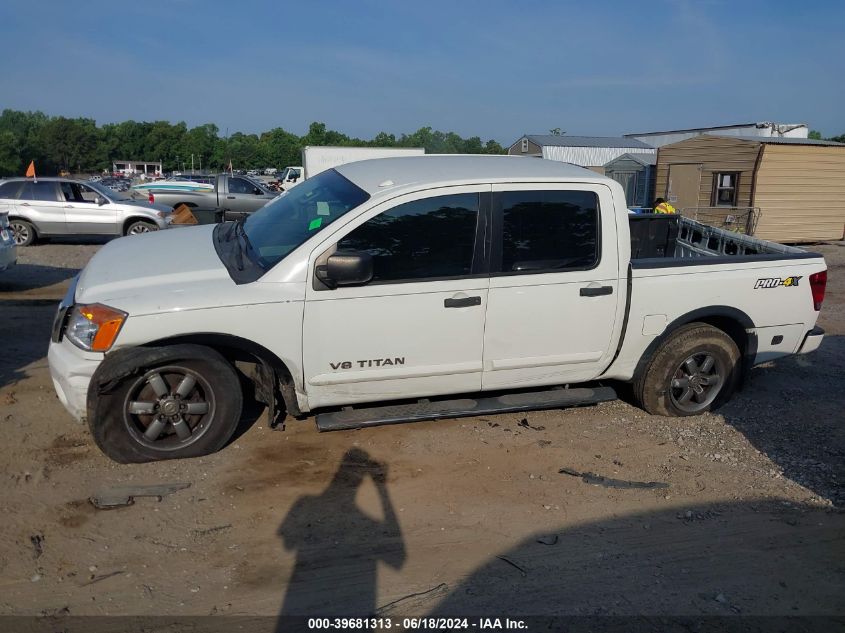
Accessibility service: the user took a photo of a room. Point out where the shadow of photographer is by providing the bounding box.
[276,448,406,622]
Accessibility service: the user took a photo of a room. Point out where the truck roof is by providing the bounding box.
[334,155,609,196]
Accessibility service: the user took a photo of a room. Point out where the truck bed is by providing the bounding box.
[629,214,815,267]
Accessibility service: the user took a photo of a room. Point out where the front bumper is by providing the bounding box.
[797,326,824,355]
[48,338,103,422]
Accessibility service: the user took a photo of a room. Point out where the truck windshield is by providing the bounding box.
[241,168,370,269]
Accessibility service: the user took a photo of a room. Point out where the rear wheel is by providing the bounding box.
[125,220,158,235]
[635,323,741,417]
[89,348,243,463]
[10,219,36,246]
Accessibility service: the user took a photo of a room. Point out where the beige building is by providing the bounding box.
[655,135,845,243]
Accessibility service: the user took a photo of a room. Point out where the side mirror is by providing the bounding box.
[95,196,106,206]
[317,250,373,287]
[254,187,264,195]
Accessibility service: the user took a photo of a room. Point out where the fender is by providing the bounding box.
[100,334,303,421]
[630,305,758,386]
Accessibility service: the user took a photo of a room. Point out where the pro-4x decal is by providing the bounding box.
[754,276,802,289]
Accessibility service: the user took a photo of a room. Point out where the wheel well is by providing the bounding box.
[134,333,300,416]
[137,333,294,381]
[633,308,756,386]
[9,216,36,230]
[122,216,156,233]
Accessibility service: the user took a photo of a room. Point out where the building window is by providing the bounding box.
[521,138,528,153]
[712,172,739,206]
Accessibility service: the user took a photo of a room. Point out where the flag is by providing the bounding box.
[25,161,36,178]
[227,159,233,174]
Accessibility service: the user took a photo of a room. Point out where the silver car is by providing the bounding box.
[0,177,173,246]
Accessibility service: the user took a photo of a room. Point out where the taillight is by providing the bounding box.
[809,270,827,311]
[148,193,155,204]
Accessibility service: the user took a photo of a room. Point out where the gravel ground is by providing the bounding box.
[0,237,842,620]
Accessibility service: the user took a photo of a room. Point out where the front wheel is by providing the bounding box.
[88,347,243,463]
[125,220,158,236]
[635,323,741,417]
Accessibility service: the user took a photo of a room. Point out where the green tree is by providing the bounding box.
[0,130,21,176]
[808,130,822,140]
[260,127,301,167]
[39,117,98,172]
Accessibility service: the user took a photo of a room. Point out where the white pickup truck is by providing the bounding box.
[47,156,827,463]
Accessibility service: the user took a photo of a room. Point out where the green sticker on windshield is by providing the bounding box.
[308,217,323,231]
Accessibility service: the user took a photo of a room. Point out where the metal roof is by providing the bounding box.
[605,152,657,167]
[335,155,607,195]
[624,122,807,137]
[524,135,653,149]
[710,135,845,147]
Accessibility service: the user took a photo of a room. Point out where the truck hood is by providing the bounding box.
[76,224,230,307]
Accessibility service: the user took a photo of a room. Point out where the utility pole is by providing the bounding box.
[191,154,194,175]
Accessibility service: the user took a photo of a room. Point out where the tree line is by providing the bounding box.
[0,109,506,177]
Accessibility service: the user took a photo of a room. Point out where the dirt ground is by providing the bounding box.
[0,237,843,625]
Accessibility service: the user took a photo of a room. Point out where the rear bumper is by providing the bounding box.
[0,231,16,270]
[0,245,15,271]
[797,326,824,355]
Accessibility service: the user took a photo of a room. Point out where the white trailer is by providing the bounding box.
[302,146,425,179]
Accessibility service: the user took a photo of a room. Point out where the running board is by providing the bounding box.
[315,386,617,432]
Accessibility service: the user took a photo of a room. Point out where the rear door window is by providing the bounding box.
[496,190,599,273]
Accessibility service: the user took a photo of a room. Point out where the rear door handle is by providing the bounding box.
[580,285,613,297]
[444,296,481,308]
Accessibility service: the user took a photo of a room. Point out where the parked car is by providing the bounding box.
[47,156,827,463]
[0,177,174,246]
[0,210,16,271]
[137,173,277,221]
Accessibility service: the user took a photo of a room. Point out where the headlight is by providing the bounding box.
[65,304,127,352]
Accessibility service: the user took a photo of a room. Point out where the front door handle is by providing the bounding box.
[227,195,236,199]
[444,296,481,308]
[580,285,613,297]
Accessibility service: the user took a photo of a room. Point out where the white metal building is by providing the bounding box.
[508,135,655,172]
[112,160,163,176]
[624,122,808,149]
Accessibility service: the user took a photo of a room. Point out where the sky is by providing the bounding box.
[0,0,842,143]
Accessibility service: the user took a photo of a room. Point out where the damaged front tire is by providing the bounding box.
[87,344,243,463]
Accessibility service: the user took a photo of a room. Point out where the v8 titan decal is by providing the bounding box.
[755,276,802,289]
[330,357,406,370]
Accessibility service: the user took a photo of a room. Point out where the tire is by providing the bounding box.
[10,219,36,246]
[125,220,158,236]
[88,347,243,463]
[634,323,741,417]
